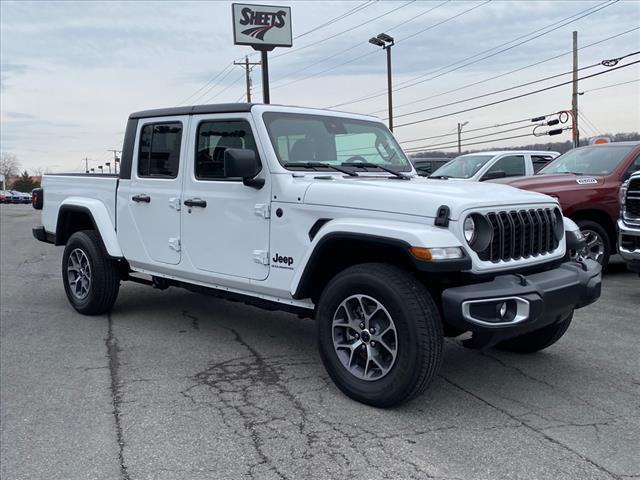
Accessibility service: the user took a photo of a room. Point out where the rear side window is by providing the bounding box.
[195,120,258,179]
[137,122,183,178]
[532,155,554,173]
[486,155,525,177]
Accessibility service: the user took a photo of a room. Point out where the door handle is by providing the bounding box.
[132,194,151,203]
[184,198,207,208]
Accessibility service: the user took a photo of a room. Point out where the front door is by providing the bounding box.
[125,117,186,265]
[181,114,270,280]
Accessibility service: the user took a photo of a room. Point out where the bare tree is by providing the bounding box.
[0,153,21,178]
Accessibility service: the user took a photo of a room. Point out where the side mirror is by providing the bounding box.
[481,170,507,181]
[224,148,264,189]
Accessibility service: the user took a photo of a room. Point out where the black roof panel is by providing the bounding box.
[129,103,254,119]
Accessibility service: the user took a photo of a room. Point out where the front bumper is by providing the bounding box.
[441,259,601,346]
[617,219,640,272]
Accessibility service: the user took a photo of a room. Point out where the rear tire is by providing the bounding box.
[62,230,120,315]
[317,263,443,408]
[494,314,573,353]
[575,219,610,268]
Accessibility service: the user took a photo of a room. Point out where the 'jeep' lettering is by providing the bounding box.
[239,7,287,40]
[272,253,294,267]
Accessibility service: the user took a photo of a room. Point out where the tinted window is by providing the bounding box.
[540,145,635,175]
[196,120,258,179]
[486,155,525,177]
[532,155,554,173]
[137,122,182,178]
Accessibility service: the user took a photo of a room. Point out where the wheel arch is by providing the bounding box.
[56,201,123,257]
[292,233,417,302]
[569,208,617,253]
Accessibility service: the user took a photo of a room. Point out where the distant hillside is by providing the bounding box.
[409,132,640,159]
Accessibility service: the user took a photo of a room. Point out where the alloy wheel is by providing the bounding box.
[332,294,398,381]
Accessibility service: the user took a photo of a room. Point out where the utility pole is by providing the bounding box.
[457,121,469,153]
[234,56,261,102]
[83,157,89,173]
[572,30,579,148]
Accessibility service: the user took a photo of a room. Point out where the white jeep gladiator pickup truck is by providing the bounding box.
[32,103,602,407]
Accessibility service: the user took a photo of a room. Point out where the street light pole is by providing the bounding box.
[369,33,394,132]
[457,121,469,153]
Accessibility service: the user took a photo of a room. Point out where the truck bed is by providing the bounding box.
[41,174,119,235]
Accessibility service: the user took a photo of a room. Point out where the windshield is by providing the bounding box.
[263,112,412,172]
[430,154,494,178]
[539,145,635,175]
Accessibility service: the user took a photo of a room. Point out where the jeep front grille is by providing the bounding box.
[477,208,561,263]
[624,177,640,221]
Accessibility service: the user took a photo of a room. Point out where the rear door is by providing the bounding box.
[181,114,271,280]
[124,117,186,265]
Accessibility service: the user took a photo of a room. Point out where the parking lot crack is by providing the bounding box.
[439,374,621,479]
[106,312,131,480]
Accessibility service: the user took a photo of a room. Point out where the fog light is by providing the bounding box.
[497,302,508,319]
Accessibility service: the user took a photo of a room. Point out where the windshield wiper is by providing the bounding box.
[284,162,358,176]
[428,174,449,179]
[341,162,410,180]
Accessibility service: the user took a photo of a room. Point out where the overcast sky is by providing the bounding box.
[1,0,639,173]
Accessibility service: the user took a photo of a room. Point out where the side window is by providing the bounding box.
[486,155,525,178]
[137,122,182,178]
[624,155,640,179]
[196,120,258,179]
[532,155,554,173]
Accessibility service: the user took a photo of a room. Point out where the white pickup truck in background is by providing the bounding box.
[32,103,601,407]
[430,150,560,181]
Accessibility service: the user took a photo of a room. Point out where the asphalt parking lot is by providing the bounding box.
[1,205,639,480]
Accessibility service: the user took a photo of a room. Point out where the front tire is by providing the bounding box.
[494,314,573,353]
[575,219,610,267]
[317,263,443,408]
[62,230,120,315]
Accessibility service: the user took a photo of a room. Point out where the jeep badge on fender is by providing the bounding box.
[272,253,293,267]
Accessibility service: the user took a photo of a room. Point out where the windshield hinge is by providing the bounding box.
[254,203,270,219]
[168,238,181,252]
[253,250,269,265]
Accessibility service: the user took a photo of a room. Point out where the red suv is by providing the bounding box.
[492,142,640,267]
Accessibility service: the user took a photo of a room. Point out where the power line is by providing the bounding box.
[266,0,487,92]
[405,124,549,151]
[371,26,639,115]
[261,0,449,94]
[188,64,237,105]
[395,59,639,128]
[293,1,378,40]
[581,78,640,93]
[405,128,571,152]
[390,61,603,121]
[178,62,234,105]
[202,71,245,103]
[328,0,618,109]
[271,0,415,61]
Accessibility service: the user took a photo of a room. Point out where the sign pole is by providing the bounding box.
[261,49,270,104]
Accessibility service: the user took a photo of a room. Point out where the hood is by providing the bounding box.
[302,176,556,220]
[490,173,605,195]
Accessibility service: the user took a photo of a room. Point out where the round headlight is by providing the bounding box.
[463,216,476,243]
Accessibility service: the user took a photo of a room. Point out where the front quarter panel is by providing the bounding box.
[288,217,462,296]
